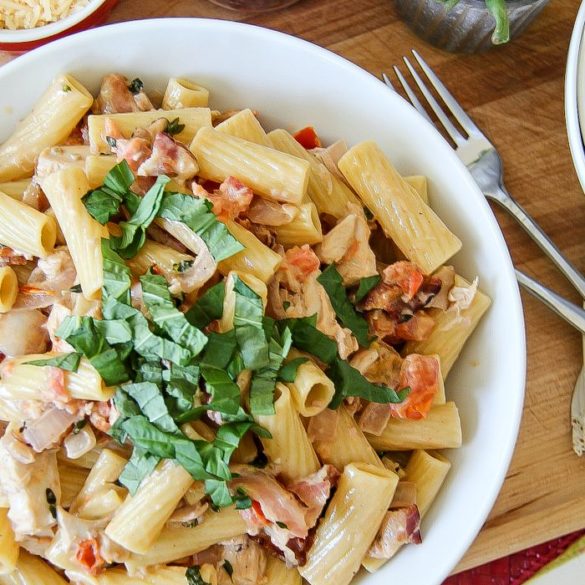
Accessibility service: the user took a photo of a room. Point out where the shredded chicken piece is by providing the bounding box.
[368,505,422,560]
[93,74,154,114]
[222,536,268,585]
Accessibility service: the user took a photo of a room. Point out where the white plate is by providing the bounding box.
[0,19,526,585]
[566,0,585,194]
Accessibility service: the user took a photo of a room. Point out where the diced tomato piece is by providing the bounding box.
[382,261,425,300]
[75,538,105,575]
[293,126,322,150]
[252,500,268,524]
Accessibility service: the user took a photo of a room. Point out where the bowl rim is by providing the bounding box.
[0,18,527,584]
[0,0,106,43]
[565,0,585,195]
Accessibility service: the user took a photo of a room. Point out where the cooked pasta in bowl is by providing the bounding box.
[0,19,526,585]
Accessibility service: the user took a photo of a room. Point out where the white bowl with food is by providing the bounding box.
[0,0,118,52]
[566,0,585,194]
[0,19,525,585]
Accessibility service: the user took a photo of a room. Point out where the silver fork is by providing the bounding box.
[386,50,585,451]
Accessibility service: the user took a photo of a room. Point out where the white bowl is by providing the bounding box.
[0,0,117,52]
[566,0,585,194]
[0,19,526,585]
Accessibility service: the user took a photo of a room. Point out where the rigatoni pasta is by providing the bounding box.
[0,71,491,585]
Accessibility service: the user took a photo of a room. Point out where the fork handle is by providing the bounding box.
[488,187,585,299]
[516,270,585,334]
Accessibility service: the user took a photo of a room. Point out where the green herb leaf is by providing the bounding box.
[184,282,225,329]
[200,331,237,369]
[167,117,185,136]
[158,194,243,262]
[123,382,179,433]
[174,259,194,273]
[317,265,371,347]
[233,276,269,370]
[327,358,410,409]
[282,316,337,365]
[186,566,211,585]
[26,352,82,372]
[355,274,381,303]
[223,560,234,578]
[234,487,252,510]
[278,357,309,383]
[101,239,132,304]
[140,272,208,359]
[200,366,241,416]
[45,488,57,519]
[128,78,144,94]
[119,448,160,495]
[113,176,169,259]
[119,415,177,459]
[485,0,510,44]
[72,420,87,434]
[276,521,288,529]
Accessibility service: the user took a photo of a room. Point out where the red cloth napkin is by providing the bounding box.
[443,529,585,585]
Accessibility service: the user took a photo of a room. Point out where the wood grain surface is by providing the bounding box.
[1,0,584,576]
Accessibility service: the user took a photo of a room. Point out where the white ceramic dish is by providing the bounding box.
[0,19,526,585]
[566,0,585,194]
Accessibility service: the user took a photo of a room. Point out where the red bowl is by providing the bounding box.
[0,0,118,53]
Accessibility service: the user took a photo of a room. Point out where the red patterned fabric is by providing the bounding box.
[444,530,585,584]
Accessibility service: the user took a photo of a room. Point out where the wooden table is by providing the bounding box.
[2,0,584,575]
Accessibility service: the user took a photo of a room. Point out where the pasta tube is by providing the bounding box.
[404,275,491,378]
[0,508,18,575]
[0,180,31,200]
[0,267,18,313]
[218,220,282,283]
[338,141,462,274]
[105,459,193,554]
[255,384,320,482]
[0,551,67,585]
[273,202,323,246]
[124,507,246,570]
[300,463,398,585]
[36,145,90,179]
[41,167,107,299]
[84,155,117,189]
[365,402,462,451]
[126,240,193,278]
[0,354,113,402]
[162,78,210,109]
[216,108,271,146]
[0,190,56,258]
[0,75,93,182]
[286,358,335,417]
[405,175,428,204]
[57,462,91,508]
[88,108,212,153]
[68,566,189,585]
[312,405,383,469]
[190,127,310,204]
[267,129,360,216]
[265,556,302,585]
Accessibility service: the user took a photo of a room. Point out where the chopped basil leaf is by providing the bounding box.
[128,78,144,94]
[45,488,57,519]
[72,420,87,434]
[200,366,241,416]
[158,194,243,262]
[106,135,117,149]
[327,358,410,409]
[317,265,371,347]
[278,357,309,383]
[250,326,292,415]
[26,352,82,372]
[119,448,160,495]
[62,84,71,92]
[355,274,381,303]
[282,316,337,365]
[123,382,179,433]
[276,521,288,529]
[140,272,208,359]
[112,176,169,259]
[174,259,194,273]
[223,560,234,577]
[233,276,269,370]
[69,284,82,293]
[200,331,236,369]
[184,282,225,329]
[186,566,210,585]
[167,117,185,136]
[234,487,252,510]
[101,239,132,303]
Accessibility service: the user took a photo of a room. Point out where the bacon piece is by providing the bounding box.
[287,465,339,527]
[138,132,198,183]
[367,310,434,343]
[93,74,153,114]
[201,176,254,222]
[368,505,422,560]
[114,136,151,172]
[231,465,310,539]
[389,354,440,420]
[0,247,29,266]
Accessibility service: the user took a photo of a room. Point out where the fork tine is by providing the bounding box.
[392,66,433,125]
[381,72,396,91]
[411,49,482,136]
[402,56,465,145]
